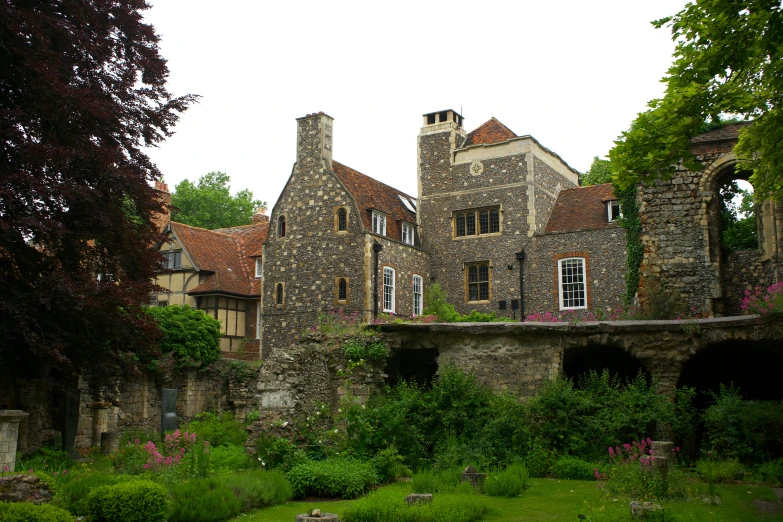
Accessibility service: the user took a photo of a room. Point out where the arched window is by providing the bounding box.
[338,278,347,301]
[277,216,286,237]
[275,283,284,306]
[337,208,347,232]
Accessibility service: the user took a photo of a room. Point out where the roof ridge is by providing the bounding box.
[332,160,416,201]
[171,221,236,238]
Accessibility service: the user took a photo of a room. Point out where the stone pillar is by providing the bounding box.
[91,402,110,447]
[0,411,29,472]
[650,441,675,475]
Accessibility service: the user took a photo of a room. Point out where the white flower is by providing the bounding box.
[258,457,262,461]
[261,461,265,466]
[338,408,342,413]
[334,429,338,433]
[361,405,366,409]
[316,411,320,416]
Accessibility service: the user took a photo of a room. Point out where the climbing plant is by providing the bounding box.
[615,183,644,305]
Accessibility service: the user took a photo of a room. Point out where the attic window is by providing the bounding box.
[607,201,621,222]
[398,195,416,213]
[372,211,386,236]
[255,258,262,278]
[427,113,436,125]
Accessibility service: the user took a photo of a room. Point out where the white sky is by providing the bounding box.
[142,0,688,210]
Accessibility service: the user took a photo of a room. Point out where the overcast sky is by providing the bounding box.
[142,0,688,211]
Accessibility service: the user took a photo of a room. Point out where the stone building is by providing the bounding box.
[153,206,269,356]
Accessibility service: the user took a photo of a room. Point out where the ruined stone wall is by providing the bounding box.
[526,227,627,318]
[262,114,367,357]
[721,250,771,316]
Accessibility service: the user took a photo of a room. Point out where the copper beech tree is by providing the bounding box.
[0,1,197,391]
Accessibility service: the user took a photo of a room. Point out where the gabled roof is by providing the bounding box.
[332,161,416,242]
[690,123,749,144]
[167,221,268,297]
[543,183,619,234]
[463,117,517,146]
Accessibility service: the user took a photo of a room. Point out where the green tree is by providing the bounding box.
[145,305,221,369]
[581,156,613,186]
[171,172,265,229]
[719,181,758,252]
[610,0,783,197]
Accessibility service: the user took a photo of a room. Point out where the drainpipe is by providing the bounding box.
[373,242,383,320]
[516,250,526,321]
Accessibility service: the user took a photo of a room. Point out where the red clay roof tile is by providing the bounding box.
[332,161,416,242]
[544,183,619,234]
[463,117,517,146]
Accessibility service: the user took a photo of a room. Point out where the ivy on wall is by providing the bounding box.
[615,183,644,305]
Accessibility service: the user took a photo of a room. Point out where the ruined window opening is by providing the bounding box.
[372,211,386,236]
[337,208,347,231]
[558,258,586,310]
[338,278,347,301]
[275,283,284,306]
[466,262,490,302]
[427,113,436,125]
[718,178,758,253]
[402,223,415,245]
[277,215,286,237]
[412,275,423,316]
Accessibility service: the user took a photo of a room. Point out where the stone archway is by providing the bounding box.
[563,344,651,385]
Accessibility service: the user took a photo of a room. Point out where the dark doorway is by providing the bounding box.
[678,339,783,408]
[385,348,438,388]
[564,344,650,384]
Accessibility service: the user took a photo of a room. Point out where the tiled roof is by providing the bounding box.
[332,161,416,242]
[463,117,517,146]
[691,123,749,143]
[168,221,267,297]
[543,183,619,234]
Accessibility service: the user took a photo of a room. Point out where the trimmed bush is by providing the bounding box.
[52,471,121,516]
[342,487,489,522]
[214,469,293,510]
[87,479,168,522]
[484,463,530,497]
[285,458,378,499]
[209,444,252,470]
[552,456,596,480]
[0,502,74,522]
[168,477,242,522]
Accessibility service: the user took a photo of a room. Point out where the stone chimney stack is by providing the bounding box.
[152,180,171,232]
[295,111,334,167]
[252,206,269,225]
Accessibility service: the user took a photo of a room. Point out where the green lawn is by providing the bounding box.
[235,479,783,522]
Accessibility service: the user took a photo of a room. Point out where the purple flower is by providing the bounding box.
[2,465,8,472]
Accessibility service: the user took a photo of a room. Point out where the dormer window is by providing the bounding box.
[607,201,621,222]
[402,223,415,245]
[372,211,386,236]
[255,258,262,278]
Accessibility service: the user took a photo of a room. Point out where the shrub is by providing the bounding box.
[522,442,554,478]
[0,502,74,522]
[422,283,461,322]
[213,469,293,510]
[255,434,308,470]
[343,338,387,362]
[285,458,378,499]
[372,446,411,483]
[411,468,464,494]
[168,477,242,522]
[342,487,489,522]
[759,458,783,485]
[87,479,168,522]
[119,428,158,447]
[53,471,121,516]
[484,463,530,497]
[144,304,221,369]
[209,444,252,470]
[552,456,596,480]
[603,439,690,501]
[187,412,247,447]
[695,458,745,483]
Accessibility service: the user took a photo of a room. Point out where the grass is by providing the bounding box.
[234,479,783,522]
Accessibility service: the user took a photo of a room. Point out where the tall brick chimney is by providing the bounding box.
[252,206,269,225]
[152,180,171,232]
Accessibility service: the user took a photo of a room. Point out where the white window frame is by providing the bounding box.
[412,275,423,316]
[383,266,395,313]
[372,211,386,236]
[402,223,415,245]
[607,201,622,222]
[256,300,261,339]
[255,258,262,278]
[558,257,587,310]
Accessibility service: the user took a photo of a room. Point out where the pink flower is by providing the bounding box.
[675,447,681,452]
[54,471,59,477]
[144,463,150,469]
[646,437,652,444]
[608,447,615,455]
[2,465,8,472]
[62,469,67,475]
[28,469,33,473]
